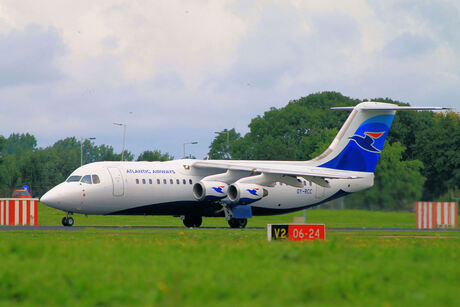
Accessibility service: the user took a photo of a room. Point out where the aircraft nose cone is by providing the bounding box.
[40,189,61,208]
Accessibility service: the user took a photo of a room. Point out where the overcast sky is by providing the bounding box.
[0,0,459,160]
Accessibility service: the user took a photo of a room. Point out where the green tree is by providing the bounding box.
[137,150,174,161]
[413,112,459,199]
[0,155,20,196]
[226,92,354,160]
[0,136,4,164]
[1,133,37,155]
[208,129,242,159]
[387,107,459,199]
[19,149,60,197]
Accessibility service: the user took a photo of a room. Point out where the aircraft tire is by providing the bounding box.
[192,216,202,227]
[62,217,74,227]
[183,216,202,228]
[228,218,247,229]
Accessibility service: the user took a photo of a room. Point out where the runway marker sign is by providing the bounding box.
[267,224,325,241]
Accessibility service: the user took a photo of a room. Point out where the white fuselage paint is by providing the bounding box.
[41,159,373,216]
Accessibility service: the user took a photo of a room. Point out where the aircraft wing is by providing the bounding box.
[192,160,367,188]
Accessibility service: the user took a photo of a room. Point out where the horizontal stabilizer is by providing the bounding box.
[332,106,451,110]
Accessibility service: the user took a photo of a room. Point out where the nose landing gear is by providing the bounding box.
[62,212,74,227]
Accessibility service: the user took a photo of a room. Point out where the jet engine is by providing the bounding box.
[192,181,228,201]
[227,183,268,205]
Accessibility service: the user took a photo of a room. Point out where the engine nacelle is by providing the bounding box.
[192,181,228,201]
[228,183,268,205]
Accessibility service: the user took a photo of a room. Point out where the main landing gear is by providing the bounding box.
[219,202,248,229]
[228,218,247,229]
[62,212,74,227]
[182,216,202,228]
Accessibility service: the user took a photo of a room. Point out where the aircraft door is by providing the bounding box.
[107,167,124,197]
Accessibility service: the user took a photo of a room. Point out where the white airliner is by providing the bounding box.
[40,102,448,228]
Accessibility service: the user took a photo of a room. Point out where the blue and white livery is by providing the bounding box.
[40,102,448,228]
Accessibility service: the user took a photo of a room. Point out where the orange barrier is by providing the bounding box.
[0,199,38,226]
[416,202,458,229]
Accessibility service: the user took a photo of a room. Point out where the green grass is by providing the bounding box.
[1,205,459,306]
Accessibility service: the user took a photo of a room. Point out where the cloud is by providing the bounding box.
[383,32,436,59]
[0,1,458,160]
[0,24,66,87]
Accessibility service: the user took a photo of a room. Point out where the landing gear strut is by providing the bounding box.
[228,218,247,229]
[62,212,74,227]
[182,216,202,228]
[217,202,248,229]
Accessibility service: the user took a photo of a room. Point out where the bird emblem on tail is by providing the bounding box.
[348,132,385,153]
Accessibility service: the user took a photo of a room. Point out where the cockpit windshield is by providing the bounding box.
[67,175,82,182]
[81,175,92,184]
[66,174,100,184]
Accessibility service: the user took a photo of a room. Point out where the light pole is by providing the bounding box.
[183,141,198,158]
[113,122,126,161]
[81,137,96,166]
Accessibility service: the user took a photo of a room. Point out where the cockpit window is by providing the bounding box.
[81,175,92,184]
[67,176,82,182]
[92,175,100,184]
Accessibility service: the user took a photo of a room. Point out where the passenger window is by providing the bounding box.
[67,175,82,182]
[163,179,167,184]
[170,179,173,184]
[157,179,160,184]
[149,179,152,184]
[183,179,186,184]
[81,175,92,184]
[136,179,139,184]
[189,179,193,184]
[92,175,100,184]
[309,181,312,186]
[142,179,146,184]
[176,179,180,184]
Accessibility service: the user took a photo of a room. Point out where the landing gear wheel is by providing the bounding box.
[62,216,74,227]
[183,216,202,228]
[228,218,247,229]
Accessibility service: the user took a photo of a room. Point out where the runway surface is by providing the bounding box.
[1,226,460,232]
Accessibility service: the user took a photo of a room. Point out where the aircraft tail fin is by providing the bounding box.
[312,102,449,173]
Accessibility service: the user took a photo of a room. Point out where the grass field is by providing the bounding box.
[1,204,459,306]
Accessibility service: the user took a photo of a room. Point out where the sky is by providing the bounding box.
[0,0,459,160]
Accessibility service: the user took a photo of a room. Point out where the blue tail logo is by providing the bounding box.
[319,114,394,172]
[349,132,385,153]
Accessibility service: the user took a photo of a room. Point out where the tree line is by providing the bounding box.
[1,92,458,210]
[0,135,172,197]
